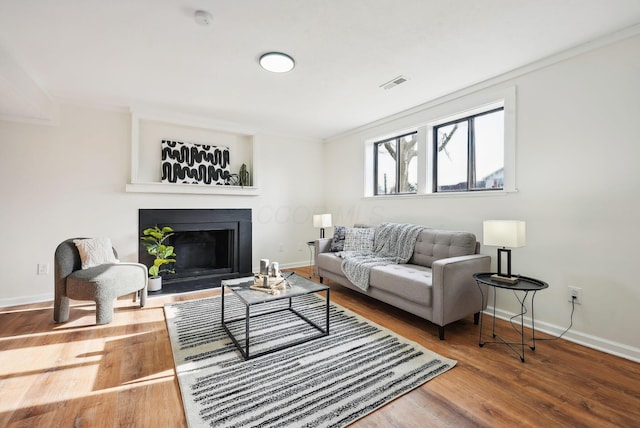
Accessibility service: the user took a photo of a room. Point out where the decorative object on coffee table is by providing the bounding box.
[259,258,269,275]
[250,271,290,294]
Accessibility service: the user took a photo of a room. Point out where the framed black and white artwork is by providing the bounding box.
[161,140,231,185]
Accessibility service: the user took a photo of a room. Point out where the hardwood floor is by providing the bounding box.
[1,267,639,427]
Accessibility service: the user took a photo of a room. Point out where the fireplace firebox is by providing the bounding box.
[139,209,252,293]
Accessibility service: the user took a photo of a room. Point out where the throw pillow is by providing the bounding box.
[343,227,375,252]
[330,226,347,251]
[73,238,119,269]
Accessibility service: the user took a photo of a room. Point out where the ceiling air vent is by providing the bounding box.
[380,75,409,90]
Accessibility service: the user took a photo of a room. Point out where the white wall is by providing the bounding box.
[0,104,325,305]
[322,33,640,360]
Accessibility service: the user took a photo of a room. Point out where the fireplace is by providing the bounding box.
[139,209,252,292]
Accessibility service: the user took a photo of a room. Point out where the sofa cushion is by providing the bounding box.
[330,225,347,251]
[369,264,432,306]
[317,252,432,306]
[343,227,375,251]
[411,229,477,268]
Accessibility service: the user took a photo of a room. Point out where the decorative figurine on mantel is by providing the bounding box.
[228,163,251,187]
[238,163,250,187]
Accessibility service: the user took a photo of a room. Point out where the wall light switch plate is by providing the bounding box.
[37,263,49,275]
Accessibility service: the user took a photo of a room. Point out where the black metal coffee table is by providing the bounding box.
[221,273,330,360]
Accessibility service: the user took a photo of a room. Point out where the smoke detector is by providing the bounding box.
[195,10,213,26]
[380,75,409,90]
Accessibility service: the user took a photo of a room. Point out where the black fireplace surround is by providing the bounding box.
[139,209,252,293]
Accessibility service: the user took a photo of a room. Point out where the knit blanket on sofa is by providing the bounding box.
[339,223,425,291]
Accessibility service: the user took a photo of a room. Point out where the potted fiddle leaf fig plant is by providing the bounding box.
[140,225,177,291]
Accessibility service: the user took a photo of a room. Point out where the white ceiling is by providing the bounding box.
[1,1,640,139]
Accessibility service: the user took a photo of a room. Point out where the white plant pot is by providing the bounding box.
[148,276,162,292]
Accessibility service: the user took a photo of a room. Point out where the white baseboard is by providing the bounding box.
[0,293,53,309]
[488,306,640,363]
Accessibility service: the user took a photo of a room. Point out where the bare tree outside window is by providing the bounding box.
[384,134,417,193]
[374,132,417,195]
[434,107,504,192]
[375,143,396,194]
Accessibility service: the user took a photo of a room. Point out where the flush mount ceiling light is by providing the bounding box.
[194,10,213,26]
[259,52,295,73]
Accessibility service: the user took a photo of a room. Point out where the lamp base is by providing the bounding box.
[491,274,520,284]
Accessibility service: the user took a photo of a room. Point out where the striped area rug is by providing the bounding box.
[164,293,456,427]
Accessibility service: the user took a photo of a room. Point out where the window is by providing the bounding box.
[364,86,515,198]
[374,132,417,195]
[433,107,504,192]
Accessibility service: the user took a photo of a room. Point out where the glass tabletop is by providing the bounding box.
[222,273,329,305]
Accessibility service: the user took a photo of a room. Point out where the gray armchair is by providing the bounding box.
[54,238,148,324]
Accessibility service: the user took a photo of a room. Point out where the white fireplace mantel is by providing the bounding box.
[125,182,259,196]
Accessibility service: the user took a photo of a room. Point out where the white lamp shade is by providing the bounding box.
[483,220,526,248]
[313,214,332,228]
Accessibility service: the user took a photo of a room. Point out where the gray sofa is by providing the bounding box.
[316,227,490,339]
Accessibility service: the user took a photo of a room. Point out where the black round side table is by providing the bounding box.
[473,272,549,362]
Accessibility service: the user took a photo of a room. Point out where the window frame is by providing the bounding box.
[373,131,418,196]
[432,106,505,193]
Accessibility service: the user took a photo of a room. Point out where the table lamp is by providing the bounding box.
[483,220,526,284]
[313,214,332,238]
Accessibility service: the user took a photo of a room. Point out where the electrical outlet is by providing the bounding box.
[37,263,49,275]
[568,286,582,305]
[279,243,284,252]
